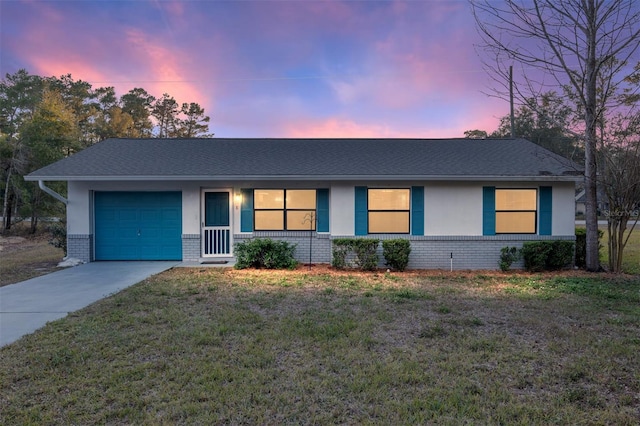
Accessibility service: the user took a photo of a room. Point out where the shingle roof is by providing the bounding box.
[25,137,582,181]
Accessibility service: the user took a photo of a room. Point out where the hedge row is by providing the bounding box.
[332,238,411,271]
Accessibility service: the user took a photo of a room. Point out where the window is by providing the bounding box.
[368,189,410,233]
[254,189,316,231]
[495,189,537,233]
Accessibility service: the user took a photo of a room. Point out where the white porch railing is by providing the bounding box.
[203,226,231,256]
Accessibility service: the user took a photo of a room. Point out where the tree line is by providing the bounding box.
[0,69,212,232]
[464,91,585,163]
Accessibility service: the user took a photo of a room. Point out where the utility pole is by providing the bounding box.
[510,65,515,138]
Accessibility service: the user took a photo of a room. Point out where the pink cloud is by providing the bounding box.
[14,4,209,110]
[284,117,400,138]
[281,116,475,139]
[328,61,465,111]
[122,29,206,107]
[325,4,486,111]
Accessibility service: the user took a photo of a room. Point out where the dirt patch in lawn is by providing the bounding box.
[0,233,64,287]
[227,262,623,283]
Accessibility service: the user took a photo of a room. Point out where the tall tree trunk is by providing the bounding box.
[608,218,618,271]
[584,146,599,270]
[584,0,600,271]
[2,165,14,230]
[30,213,38,234]
[584,146,599,271]
[616,219,626,272]
[3,193,14,231]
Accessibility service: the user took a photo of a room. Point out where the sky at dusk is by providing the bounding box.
[1,0,510,138]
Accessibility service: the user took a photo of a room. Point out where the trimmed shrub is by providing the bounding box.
[47,221,67,256]
[331,243,349,269]
[332,238,380,271]
[547,241,575,270]
[234,238,298,270]
[521,241,574,272]
[351,239,380,271]
[575,228,603,268]
[382,239,411,271]
[499,246,521,271]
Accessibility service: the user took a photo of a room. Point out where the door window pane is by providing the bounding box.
[205,192,229,227]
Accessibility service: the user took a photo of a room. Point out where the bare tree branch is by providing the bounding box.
[472,0,640,271]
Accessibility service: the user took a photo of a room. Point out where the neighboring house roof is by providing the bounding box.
[25,137,583,182]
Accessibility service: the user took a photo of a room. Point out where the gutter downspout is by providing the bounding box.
[38,180,68,205]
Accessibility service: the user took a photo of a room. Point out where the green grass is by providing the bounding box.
[1,268,640,424]
[575,225,640,274]
[599,224,640,274]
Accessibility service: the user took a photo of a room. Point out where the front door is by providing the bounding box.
[202,191,232,257]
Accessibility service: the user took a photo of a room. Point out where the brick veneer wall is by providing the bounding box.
[400,235,576,270]
[182,234,201,261]
[235,233,575,270]
[67,234,93,263]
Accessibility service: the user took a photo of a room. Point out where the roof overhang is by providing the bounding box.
[25,174,583,182]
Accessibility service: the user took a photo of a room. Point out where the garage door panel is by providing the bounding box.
[141,209,160,222]
[139,245,161,260]
[142,228,160,239]
[118,209,138,221]
[95,192,182,261]
[100,209,116,221]
[162,208,181,220]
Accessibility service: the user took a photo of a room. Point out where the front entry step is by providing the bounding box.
[198,257,235,265]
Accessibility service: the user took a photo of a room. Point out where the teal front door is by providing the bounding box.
[95,191,182,260]
[202,191,232,256]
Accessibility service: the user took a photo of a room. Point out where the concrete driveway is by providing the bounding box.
[0,261,177,347]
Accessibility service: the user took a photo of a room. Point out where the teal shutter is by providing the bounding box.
[354,186,368,235]
[411,186,424,235]
[240,189,253,232]
[482,186,496,235]
[316,189,329,232]
[539,186,552,235]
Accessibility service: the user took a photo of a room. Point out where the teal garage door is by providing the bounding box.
[95,192,182,260]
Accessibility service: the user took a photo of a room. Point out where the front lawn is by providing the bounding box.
[1,268,639,424]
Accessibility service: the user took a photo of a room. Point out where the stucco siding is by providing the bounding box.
[424,183,482,236]
[553,182,576,235]
[67,181,92,235]
[330,185,354,235]
[181,185,201,235]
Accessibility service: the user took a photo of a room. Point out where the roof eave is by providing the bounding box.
[24,174,583,182]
